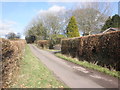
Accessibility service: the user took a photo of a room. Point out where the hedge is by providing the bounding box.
[36,40,49,49]
[61,31,120,71]
[1,38,26,88]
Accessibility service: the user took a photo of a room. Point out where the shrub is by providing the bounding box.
[61,31,120,71]
[49,34,65,49]
[1,38,26,88]
[25,35,36,43]
[36,40,49,49]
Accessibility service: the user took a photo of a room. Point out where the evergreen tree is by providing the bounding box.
[111,14,120,28]
[101,16,112,31]
[66,16,80,37]
[102,14,120,31]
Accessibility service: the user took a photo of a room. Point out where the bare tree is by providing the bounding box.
[39,12,61,36]
[25,14,49,40]
[72,2,110,35]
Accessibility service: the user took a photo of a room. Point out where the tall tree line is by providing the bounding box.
[25,2,111,43]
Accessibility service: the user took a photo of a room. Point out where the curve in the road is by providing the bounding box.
[29,44,119,88]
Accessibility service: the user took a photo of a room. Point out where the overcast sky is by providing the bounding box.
[0,0,119,39]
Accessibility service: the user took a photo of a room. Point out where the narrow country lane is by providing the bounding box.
[29,44,119,88]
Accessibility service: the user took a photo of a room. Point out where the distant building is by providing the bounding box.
[102,27,119,33]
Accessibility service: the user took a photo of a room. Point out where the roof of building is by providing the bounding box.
[102,27,119,33]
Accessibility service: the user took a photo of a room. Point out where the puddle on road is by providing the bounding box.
[72,66,89,73]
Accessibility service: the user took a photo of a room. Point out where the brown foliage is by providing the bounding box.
[61,31,120,71]
[1,38,26,88]
[36,40,49,49]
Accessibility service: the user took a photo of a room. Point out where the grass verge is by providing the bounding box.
[55,53,120,79]
[11,45,67,88]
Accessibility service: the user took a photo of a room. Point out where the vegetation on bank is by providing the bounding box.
[1,38,26,88]
[61,31,120,71]
[11,45,67,88]
[55,53,120,79]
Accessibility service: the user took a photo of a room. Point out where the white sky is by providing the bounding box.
[1,0,120,2]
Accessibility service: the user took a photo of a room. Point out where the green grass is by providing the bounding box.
[55,53,120,79]
[11,45,67,88]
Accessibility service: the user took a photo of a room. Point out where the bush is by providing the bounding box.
[1,38,26,88]
[36,40,49,49]
[49,34,65,49]
[25,35,36,43]
[61,31,120,71]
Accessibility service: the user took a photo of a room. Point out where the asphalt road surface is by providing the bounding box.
[29,44,119,88]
